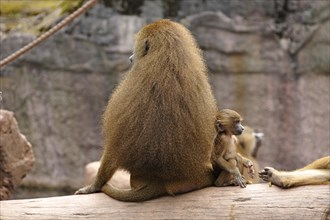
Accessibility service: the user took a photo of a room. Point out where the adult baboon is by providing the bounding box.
[75,19,217,201]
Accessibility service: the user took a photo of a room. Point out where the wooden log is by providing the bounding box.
[1,184,329,220]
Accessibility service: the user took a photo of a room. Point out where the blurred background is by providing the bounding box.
[0,0,329,199]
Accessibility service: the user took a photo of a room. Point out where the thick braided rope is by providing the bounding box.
[0,0,98,69]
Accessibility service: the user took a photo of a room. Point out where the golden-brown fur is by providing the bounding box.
[212,109,254,188]
[259,156,330,188]
[75,19,217,201]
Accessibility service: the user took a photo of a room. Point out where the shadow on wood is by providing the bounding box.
[1,184,329,220]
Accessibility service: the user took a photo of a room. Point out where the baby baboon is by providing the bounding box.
[236,126,264,183]
[211,109,254,188]
[259,156,330,188]
[75,19,217,201]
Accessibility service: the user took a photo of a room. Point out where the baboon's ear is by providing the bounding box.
[215,120,225,133]
[145,39,150,53]
[253,132,264,141]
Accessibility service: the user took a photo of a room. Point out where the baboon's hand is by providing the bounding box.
[234,174,247,188]
[75,184,100,195]
[244,161,254,178]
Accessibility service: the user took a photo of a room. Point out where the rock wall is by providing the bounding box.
[184,6,330,172]
[0,0,329,198]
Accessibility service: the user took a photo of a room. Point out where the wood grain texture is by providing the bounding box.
[1,184,329,220]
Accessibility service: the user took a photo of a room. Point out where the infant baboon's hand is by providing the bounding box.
[244,161,254,178]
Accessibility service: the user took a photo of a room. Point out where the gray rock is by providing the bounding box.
[183,11,285,74]
[0,110,35,200]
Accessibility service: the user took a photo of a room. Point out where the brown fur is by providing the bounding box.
[75,19,217,201]
[212,109,254,188]
[259,156,330,188]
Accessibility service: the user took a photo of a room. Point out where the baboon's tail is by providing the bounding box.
[101,183,167,202]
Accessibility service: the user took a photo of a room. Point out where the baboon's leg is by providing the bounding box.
[215,171,241,187]
[298,156,330,171]
[165,171,215,195]
[75,154,116,194]
[102,175,167,202]
[259,167,330,188]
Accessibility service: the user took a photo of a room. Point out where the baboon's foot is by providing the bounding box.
[75,184,101,195]
[259,167,285,187]
[234,174,247,188]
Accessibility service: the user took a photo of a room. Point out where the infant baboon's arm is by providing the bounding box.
[236,153,254,179]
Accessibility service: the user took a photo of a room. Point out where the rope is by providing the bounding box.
[0,0,98,69]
